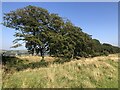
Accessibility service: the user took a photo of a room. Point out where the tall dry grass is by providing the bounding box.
[2,54,118,88]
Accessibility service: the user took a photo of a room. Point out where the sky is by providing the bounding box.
[1,2,118,50]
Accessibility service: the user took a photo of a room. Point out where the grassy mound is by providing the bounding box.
[2,54,118,88]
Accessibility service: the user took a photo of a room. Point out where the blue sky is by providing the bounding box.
[1,2,118,50]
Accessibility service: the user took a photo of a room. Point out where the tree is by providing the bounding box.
[3,5,120,62]
[3,5,51,59]
[91,39,102,56]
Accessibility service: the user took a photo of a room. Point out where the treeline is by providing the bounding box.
[3,5,120,60]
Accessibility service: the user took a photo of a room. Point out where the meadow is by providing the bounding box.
[1,54,118,88]
[2,4,119,89]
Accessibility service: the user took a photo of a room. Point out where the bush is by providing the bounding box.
[39,59,48,67]
[103,51,109,56]
[2,56,49,73]
[79,52,88,58]
[2,56,27,73]
[54,57,71,64]
[92,52,101,57]
[101,51,109,56]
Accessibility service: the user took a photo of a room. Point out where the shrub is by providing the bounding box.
[79,52,88,58]
[101,51,109,56]
[54,57,71,64]
[103,51,109,56]
[92,52,101,57]
[39,59,48,67]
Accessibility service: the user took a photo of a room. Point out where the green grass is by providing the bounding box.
[2,54,118,88]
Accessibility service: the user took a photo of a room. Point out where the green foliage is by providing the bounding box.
[2,56,48,73]
[102,51,109,56]
[2,56,27,73]
[53,57,71,64]
[92,52,101,57]
[3,5,120,63]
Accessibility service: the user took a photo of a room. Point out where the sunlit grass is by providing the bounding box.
[2,54,118,88]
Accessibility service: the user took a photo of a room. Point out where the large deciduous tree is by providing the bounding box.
[3,5,120,61]
[3,5,51,59]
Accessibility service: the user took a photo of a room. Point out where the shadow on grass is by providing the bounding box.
[2,56,48,73]
[16,59,48,71]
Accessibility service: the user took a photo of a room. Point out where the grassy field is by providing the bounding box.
[2,54,118,88]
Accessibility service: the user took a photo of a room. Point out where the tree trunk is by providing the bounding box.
[33,47,36,56]
[49,49,51,56]
[40,48,44,60]
[33,29,36,56]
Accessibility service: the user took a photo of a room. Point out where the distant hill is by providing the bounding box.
[0,49,7,54]
[0,50,29,56]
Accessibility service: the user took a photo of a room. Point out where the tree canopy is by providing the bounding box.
[3,5,120,61]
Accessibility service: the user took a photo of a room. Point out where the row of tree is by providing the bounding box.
[3,5,120,60]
